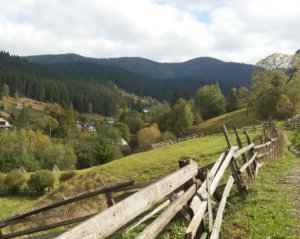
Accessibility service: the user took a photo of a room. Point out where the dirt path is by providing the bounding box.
[285,135,300,235]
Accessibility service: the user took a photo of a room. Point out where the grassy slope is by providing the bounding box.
[0,195,39,218]
[2,108,297,238]
[222,131,299,238]
[192,108,258,133]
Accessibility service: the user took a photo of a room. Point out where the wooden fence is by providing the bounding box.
[0,179,156,239]
[287,121,300,129]
[151,123,268,149]
[0,123,280,239]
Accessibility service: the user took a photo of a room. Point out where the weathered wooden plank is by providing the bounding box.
[190,147,237,213]
[254,143,268,150]
[99,177,115,207]
[233,127,253,179]
[206,171,213,232]
[210,176,234,239]
[186,147,236,239]
[185,201,207,239]
[136,184,197,239]
[255,162,264,176]
[0,180,134,224]
[122,200,170,233]
[111,181,154,192]
[239,152,258,173]
[0,212,65,228]
[57,161,198,239]
[222,125,246,199]
[200,232,208,239]
[3,214,96,239]
[256,151,270,159]
[232,143,255,159]
[190,148,236,213]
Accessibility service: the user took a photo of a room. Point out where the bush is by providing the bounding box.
[59,171,77,183]
[160,131,177,141]
[0,173,5,191]
[28,170,55,193]
[5,171,27,193]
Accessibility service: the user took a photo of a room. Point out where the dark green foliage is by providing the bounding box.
[121,110,144,133]
[1,83,9,97]
[28,170,54,193]
[154,99,195,136]
[0,130,76,172]
[114,122,130,142]
[59,171,77,182]
[196,84,226,120]
[4,171,26,193]
[26,53,254,89]
[93,134,120,165]
[253,53,300,119]
[226,88,239,112]
[96,124,122,144]
[0,173,5,191]
[172,101,194,135]
[0,52,138,116]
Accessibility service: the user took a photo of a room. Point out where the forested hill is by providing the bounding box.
[45,62,235,100]
[0,52,156,116]
[25,54,254,87]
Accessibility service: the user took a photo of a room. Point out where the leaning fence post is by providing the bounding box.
[206,170,213,233]
[234,127,254,180]
[244,128,257,174]
[222,125,246,199]
[99,177,115,207]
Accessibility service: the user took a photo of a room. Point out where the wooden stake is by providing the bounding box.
[99,177,115,207]
[233,127,254,180]
[206,170,213,233]
[222,125,246,199]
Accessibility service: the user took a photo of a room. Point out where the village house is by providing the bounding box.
[0,118,12,130]
[76,121,97,133]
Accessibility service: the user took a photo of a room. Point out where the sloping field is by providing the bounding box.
[192,108,258,134]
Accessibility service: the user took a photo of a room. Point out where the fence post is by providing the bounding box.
[178,160,195,220]
[234,127,254,180]
[99,177,115,207]
[222,125,246,199]
[243,128,257,174]
[0,227,3,239]
[206,170,213,233]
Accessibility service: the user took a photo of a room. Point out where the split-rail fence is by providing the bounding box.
[0,123,280,239]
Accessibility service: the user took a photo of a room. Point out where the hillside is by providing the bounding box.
[0,52,156,115]
[192,108,259,134]
[1,128,298,238]
[25,53,254,94]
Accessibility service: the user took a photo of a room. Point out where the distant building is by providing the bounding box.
[0,118,12,129]
[14,103,23,110]
[104,118,115,125]
[76,121,97,133]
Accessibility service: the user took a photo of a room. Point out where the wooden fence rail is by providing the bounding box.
[0,122,280,239]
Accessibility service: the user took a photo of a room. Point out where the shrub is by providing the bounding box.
[59,171,77,183]
[28,170,55,193]
[5,171,27,193]
[160,131,176,141]
[0,173,5,191]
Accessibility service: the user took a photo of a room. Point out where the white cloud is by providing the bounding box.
[0,0,299,63]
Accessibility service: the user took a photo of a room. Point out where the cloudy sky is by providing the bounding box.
[0,0,299,63]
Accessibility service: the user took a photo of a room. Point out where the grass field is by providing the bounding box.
[192,108,258,134]
[222,132,299,238]
[0,195,39,218]
[0,108,298,238]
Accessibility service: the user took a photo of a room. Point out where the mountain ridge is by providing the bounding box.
[24,53,254,86]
